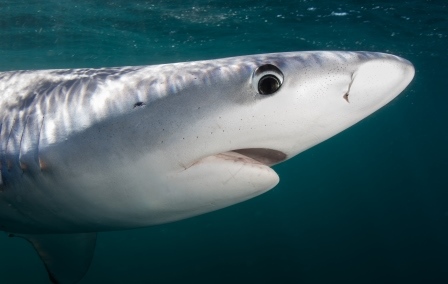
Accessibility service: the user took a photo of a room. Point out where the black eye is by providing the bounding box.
[258,75,281,95]
[252,64,284,95]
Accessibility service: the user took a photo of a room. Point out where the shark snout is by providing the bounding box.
[347,55,415,108]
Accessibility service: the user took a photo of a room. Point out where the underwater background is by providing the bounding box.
[0,0,447,283]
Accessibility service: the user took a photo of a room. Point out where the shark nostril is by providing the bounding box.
[343,72,355,103]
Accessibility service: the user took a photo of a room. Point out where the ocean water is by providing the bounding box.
[0,1,447,283]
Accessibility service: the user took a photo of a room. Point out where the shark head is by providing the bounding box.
[124,51,414,225]
[4,51,414,232]
[168,52,415,163]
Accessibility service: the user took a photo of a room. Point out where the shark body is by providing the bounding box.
[0,51,414,283]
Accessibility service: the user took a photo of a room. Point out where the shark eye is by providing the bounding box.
[252,64,284,95]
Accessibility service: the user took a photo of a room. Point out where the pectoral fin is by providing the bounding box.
[10,232,97,284]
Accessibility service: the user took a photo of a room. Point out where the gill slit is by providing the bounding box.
[18,116,29,174]
[37,116,45,170]
[0,122,2,189]
[4,118,17,172]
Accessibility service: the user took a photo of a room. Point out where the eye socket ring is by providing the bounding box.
[252,64,284,95]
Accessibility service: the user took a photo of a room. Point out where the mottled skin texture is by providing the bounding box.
[0,51,414,234]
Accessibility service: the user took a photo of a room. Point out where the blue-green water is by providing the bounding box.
[0,1,447,283]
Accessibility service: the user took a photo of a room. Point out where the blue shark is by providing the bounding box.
[0,51,414,283]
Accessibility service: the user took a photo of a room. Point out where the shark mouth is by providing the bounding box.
[188,148,287,170]
[229,148,287,166]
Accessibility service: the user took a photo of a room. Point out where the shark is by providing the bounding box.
[0,51,414,283]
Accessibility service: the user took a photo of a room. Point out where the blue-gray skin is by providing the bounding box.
[0,51,414,283]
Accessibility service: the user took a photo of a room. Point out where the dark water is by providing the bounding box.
[1,1,447,283]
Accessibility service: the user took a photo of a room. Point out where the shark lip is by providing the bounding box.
[230,148,287,166]
[187,148,286,171]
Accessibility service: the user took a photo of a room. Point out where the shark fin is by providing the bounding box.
[10,232,97,284]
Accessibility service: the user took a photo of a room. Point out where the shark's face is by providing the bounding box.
[0,51,414,233]
[133,51,414,225]
[169,52,414,164]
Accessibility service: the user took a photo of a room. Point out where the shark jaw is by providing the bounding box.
[190,148,287,169]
